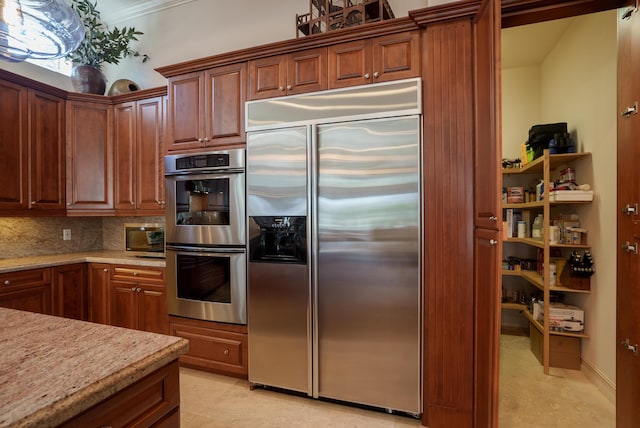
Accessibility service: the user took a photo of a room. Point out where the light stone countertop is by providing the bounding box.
[0,307,188,428]
[0,250,166,274]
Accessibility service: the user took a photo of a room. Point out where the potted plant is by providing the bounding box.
[66,0,149,95]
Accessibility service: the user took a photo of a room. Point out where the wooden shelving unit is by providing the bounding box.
[501,150,592,374]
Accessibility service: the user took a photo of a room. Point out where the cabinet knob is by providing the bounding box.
[67,202,71,206]
[31,201,36,204]
[197,138,204,143]
[133,271,138,276]
[373,71,379,78]
[3,280,10,285]
[364,73,370,79]
[137,287,142,292]
[131,287,136,291]
[279,86,285,91]
[489,215,498,222]
[489,239,498,246]
[286,84,292,90]
[224,348,230,356]
[130,201,134,206]
[103,268,109,272]
[203,137,210,142]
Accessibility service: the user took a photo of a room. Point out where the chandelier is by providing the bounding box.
[0,0,85,62]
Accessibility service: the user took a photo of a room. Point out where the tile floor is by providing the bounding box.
[179,335,615,427]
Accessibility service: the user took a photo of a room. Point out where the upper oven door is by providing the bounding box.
[165,171,245,246]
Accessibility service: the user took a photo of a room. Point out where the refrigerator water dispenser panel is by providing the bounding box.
[249,216,307,264]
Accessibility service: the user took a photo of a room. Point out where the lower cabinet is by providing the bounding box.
[110,265,169,335]
[52,263,87,321]
[0,268,52,315]
[169,315,248,378]
[87,263,111,325]
[59,360,180,427]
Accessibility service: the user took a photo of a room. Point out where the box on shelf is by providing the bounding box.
[507,186,524,203]
[542,302,585,333]
[549,190,594,201]
[564,226,587,246]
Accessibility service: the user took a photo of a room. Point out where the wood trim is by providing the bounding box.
[501,0,631,27]
[422,18,475,427]
[110,86,167,103]
[410,0,483,26]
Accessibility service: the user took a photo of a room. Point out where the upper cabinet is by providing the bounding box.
[248,47,327,100]
[66,99,114,213]
[114,95,165,214]
[0,79,65,214]
[166,62,246,153]
[328,31,420,89]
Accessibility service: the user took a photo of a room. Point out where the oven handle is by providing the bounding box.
[166,245,245,254]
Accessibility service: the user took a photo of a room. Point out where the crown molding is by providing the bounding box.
[102,0,196,25]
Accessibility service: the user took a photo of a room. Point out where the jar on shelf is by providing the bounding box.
[532,214,544,240]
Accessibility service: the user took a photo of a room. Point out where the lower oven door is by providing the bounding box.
[166,245,247,324]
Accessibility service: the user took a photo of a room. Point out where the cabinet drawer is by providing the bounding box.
[170,318,247,378]
[0,268,50,288]
[111,265,165,284]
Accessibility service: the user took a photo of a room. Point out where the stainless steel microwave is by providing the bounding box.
[124,223,165,258]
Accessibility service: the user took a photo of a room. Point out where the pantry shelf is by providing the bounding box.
[523,309,589,339]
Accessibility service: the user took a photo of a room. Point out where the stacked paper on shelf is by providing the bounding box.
[549,190,594,201]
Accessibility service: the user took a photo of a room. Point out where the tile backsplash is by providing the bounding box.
[0,216,165,259]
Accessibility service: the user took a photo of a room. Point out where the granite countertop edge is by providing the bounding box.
[0,251,166,273]
[31,338,189,428]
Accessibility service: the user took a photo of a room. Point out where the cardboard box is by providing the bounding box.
[507,186,524,203]
[529,323,581,370]
[541,302,585,333]
[549,190,593,202]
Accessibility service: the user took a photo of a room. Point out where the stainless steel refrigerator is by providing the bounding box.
[246,79,422,415]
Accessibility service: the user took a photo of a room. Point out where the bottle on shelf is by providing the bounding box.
[532,214,544,240]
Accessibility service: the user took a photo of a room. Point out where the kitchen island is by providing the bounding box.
[0,307,188,427]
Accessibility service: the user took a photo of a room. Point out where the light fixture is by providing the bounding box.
[0,0,85,63]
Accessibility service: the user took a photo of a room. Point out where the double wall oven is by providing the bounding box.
[164,149,246,325]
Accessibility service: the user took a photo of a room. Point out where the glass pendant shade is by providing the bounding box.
[0,0,85,62]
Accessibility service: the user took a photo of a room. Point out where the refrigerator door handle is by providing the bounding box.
[309,124,320,399]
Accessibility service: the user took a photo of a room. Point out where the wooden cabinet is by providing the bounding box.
[328,31,420,89]
[169,316,248,378]
[114,96,165,214]
[0,80,65,214]
[59,360,180,428]
[66,100,114,213]
[248,47,327,100]
[88,263,111,325]
[53,263,87,321]
[166,62,246,152]
[0,268,52,315]
[110,265,168,334]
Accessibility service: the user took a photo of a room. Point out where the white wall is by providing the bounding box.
[502,10,617,394]
[501,66,542,159]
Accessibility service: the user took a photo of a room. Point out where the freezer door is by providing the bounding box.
[315,116,422,414]
[246,126,308,217]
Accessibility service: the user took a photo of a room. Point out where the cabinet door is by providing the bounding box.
[0,268,52,315]
[114,101,137,212]
[372,31,421,83]
[66,101,114,211]
[29,90,66,212]
[205,63,246,147]
[0,79,28,210]
[110,280,139,330]
[327,39,371,89]
[474,228,500,428]
[136,96,164,212]
[248,55,287,100]
[287,47,327,95]
[166,71,205,152]
[53,263,87,321]
[88,263,111,325]
[139,284,169,335]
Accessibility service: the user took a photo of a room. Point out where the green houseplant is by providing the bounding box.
[66,0,149,95]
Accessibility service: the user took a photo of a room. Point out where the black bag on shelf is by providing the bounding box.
[527,122,567,159]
